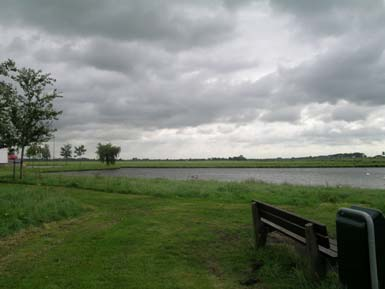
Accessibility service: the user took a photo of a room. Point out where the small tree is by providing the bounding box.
[96,143,120,165]
[26,143,41,159]
[74,145,87,159]
[0,59,62,178]
[0,61,17,149]
[60,144,72,161]
[41,144,51,160]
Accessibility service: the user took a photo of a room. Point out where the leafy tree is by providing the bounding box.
[60,144,72,161]
[96,143,121,165]
[0,97,10,146]
[0,59,62,178]
[0,60,17,149]
[26,143,41,159]
[74,145,87,159]
[41,144,51,160]
[26,143,50,160]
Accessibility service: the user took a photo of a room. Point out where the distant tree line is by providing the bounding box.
[294,152,367,160]
[208,155,247,161]
[60,144,87,161]
[58,143,121,166]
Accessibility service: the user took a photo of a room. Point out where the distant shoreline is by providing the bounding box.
[19,158,385,173]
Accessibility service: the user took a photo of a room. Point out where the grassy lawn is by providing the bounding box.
[2,172,385,288]
[0,181,346,289]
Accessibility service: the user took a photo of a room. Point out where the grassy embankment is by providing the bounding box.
[2,170,385,288]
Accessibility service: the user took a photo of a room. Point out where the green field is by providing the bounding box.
[17,156,385,173]
[2,172,385,288]
[1,157,383,180]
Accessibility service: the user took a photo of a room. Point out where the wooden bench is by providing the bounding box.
[251,200,338,279]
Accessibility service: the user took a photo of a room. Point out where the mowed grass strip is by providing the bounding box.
[0,184,341,289]
[0,184,84,237]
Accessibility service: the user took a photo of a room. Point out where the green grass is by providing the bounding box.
[1,157,384,180]
[3,169,385,288]
[6,173,385,235]
[19,157,385,173]
[0,182,344,289]
[0,184,84,237]
[0,164,13,177]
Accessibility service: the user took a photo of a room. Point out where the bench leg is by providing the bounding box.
[305,223,326,279]
[252,202,268,248]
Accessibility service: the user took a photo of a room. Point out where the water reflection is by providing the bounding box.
[57,167,385,189]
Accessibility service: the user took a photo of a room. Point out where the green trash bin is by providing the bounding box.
[336,206,385,289]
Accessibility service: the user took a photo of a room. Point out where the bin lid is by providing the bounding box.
[351,206,383,219]
[338,206,385,223]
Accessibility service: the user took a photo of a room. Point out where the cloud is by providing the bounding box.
[268,0,385,36]
[1,0,385,158]
[0,0,237,50]
[246,31,385,109]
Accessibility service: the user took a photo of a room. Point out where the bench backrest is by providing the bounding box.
[253,201,330,248]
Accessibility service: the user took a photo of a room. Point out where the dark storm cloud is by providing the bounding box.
[0,0,236,50]
[260,34,385,108]
[55,74,266,131]
[52,29,385,131]
[34,39,173,76]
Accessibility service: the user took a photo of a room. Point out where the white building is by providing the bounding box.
[0,148,7,164]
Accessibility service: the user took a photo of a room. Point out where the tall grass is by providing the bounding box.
[9,174,385,236]
[0,185,84,237]
[16,174,385,205]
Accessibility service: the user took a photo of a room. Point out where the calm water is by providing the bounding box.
[59,167,385,189]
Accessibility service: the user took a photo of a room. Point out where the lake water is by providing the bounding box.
[58,167,385,189]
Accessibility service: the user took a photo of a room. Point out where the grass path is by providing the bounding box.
[0,183,342,289]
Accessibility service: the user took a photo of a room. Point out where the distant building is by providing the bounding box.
[0,148,7,164]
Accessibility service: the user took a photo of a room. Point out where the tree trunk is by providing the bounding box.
[13,160,16,179]
[19,146,24,179]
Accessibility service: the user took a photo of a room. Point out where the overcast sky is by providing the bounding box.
[1,0,385,159]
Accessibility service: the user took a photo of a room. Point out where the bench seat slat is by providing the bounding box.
[319,246,338,258]
[262,218,338,258]
[256,201,328,235]
[260,210,331,248]
[262,218,306,244]
[329,239,337,247]
[329,241,337,253]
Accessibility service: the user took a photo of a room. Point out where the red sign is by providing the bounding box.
[8,154,17,160]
